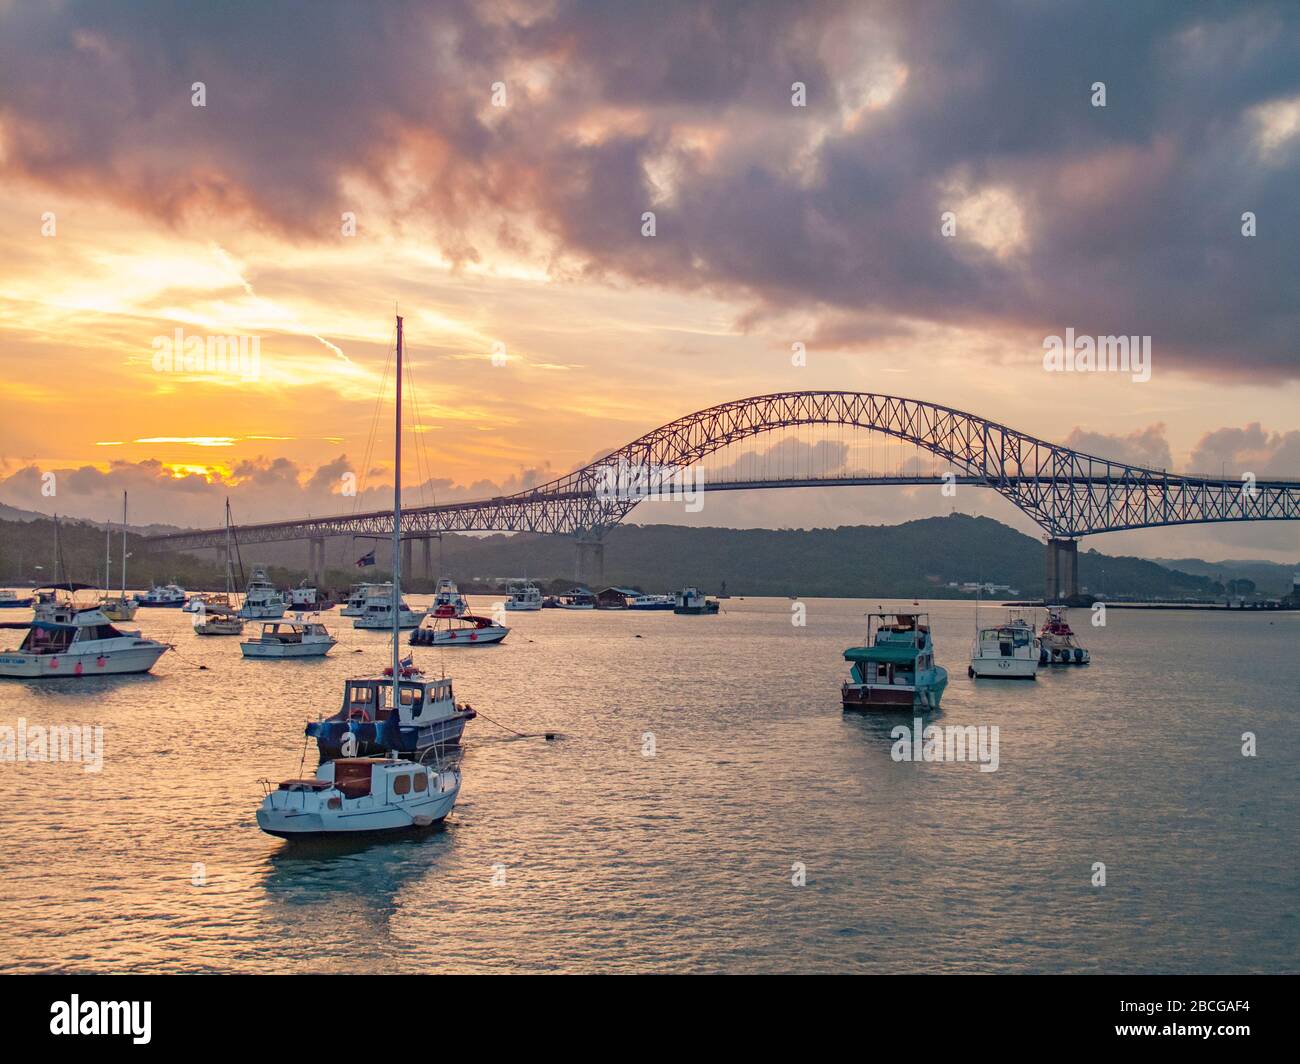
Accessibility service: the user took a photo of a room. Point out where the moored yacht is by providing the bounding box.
[0,590,35,609]
[504,580,543,611]
[628,592,674,611]
[193,601,244,636]
[256,755,461,838]
[842,612,948,711]
[340,582,382,617]
[352,586,423,629]
[238,566,286,619]
[969,612,1039,679]
[432,578,469,616]
[555,587,597,610]
[241,618,336,658]
[1040,608,1091,665]
[307,670,477,758]
[136,583,187,608]
[286,581,334,612]
[410,605,509,646]
[0,605,168,678]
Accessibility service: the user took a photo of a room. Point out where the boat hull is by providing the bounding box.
[241,640,336,658]
[0,643,167,679]
[504,602,542,611]
[673,604,719,615]
[194,623,244,636]
[256,784,458,838]
[410,626,507,646]
[842,669,948,712]
[970,656,1037,679]
[354,615,422,630]
[0,599,35,609]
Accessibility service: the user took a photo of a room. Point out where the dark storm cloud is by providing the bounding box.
[2,1,1297,377]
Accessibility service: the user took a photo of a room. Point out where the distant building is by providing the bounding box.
[596,587,641,609]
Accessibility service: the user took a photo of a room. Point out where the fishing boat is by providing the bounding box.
[256,755,461,838]
[352,585,423,629]
[1039,608,1091,665]
[969,612,1039,679]
[286,580,334,612]
[504,580,543,611]
[241,618,336,658]
[410,605,508,646]
[304,314,476,763]
[432,578,468,616]
[628,593,674,611]
[136,582,187,608]
[0,604,168,678]
[841,612,948,711]
[238,566,286,619]
[0,590,34,609]
[673,587,719,614]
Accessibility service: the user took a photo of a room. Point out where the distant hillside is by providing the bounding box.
[1152,557,1297,597]
[0,512,1228,600]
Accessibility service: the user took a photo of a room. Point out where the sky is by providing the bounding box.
[0,0,1297,562]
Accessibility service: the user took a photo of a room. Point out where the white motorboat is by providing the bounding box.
[0,604,168,678]
[969,613,1039,679]
[673,586,719,614]
[256,756,461,838]
[193,602,244,636]
[1040,609,1091,665]
[432,578,469,616]
[504,579,543,611]
[286,581,333,612]
[136,583,187,608]
[340,582,377,617]
[627,593,674,611]
[352,587,423,629]
[241,618,336,658]
[410,605,509,646]
[238,566,286,619]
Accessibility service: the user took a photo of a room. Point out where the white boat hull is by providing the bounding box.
[354,613,423,630]
[257,775,459,837]
[0,643,167,679]
[241,639,336,658]
[970,655,1037,679]
[504,602,542,611]
[417,626,508,646]
[239,603,286,619]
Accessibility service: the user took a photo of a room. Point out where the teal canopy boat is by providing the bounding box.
[842,612,948,711]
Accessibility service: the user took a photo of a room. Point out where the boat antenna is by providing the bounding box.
[392,313,404,693]
[121,492,128,599]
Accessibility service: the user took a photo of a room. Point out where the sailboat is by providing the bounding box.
[194,500,245,635]
[303,315,475,763]
[99,493,137,622]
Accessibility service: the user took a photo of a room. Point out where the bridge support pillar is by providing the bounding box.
[1045,538,1078,604]
[402,537,414,585]
[422,536,435,580]
[575,537,604,587]
[307,536,326,586]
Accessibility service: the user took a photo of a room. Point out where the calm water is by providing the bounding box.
[0,597,1296,973]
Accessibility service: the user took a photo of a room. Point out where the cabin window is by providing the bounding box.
[393,774,412,796]
[399,687,417,707]
[349,688,375,705]
[412,773,428,793]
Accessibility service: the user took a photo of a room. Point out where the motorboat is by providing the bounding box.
[340,582,383,617]
[969,612,1039,679]
[0,590,35,609]
[0,604,168,678]
[352,587,424,629]
[842,612,948,711]
[307,669,477,758]
[1040,609,1091,665]
[410,605,509,646]
[241,618,336,658]
[549,587,596,609]
[286,581,334,612]
[136,583,187,608]
[504,580,543,611]
[432,578,469,616]
[238,566,286,619]
[257,755,461,838]
[673,587,719,614]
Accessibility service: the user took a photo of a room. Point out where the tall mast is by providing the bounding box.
[105,521,111,592]
[121,492,128,596]
[392,314,403,690]
[224,498,234,595]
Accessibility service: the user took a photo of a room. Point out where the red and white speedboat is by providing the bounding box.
[1040,609,1091,665]
[409,604,509,647]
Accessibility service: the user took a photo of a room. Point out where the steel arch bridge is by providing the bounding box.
[146,392,1300,597]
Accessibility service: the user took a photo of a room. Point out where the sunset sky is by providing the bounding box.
[0,1,1297,562]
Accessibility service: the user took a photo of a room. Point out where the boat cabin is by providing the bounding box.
[339,676,455,724]
[255,621,329,643]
